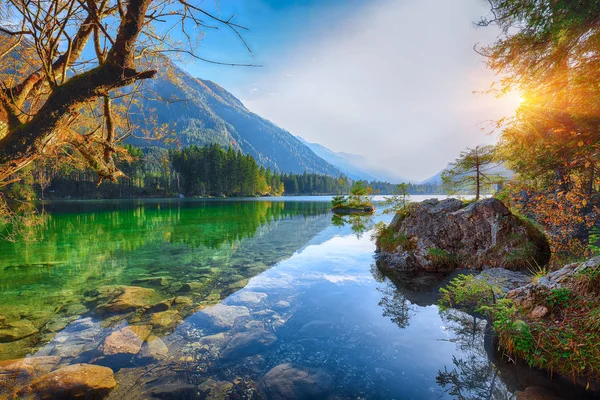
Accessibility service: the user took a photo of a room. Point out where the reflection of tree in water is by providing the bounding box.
[377,279,416,328]
[436,309,511,400]
[331,213,374,238]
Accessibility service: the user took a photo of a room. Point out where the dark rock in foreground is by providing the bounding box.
[376,198,550,272]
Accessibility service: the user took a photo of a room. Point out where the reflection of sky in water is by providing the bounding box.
[230,223,506,399]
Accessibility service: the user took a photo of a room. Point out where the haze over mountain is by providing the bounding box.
[126,58,341,176]
[297,137,412,183]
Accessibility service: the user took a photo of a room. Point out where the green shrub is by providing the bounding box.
[427,247,458,268]
[372,222,414,252]
[439,274,501,313]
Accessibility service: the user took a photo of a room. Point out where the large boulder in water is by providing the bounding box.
[376,198,550,272]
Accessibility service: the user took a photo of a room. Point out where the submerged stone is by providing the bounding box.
[102,325,152,356]
[17,363,116,400]
[194,304,250,330]
[145,383,198,399]
[131,277,168,287]
[149,310,182,331]
[220,328,277,360]
[229,291,267,305]
[0,320,39,343]
[198,379,234,400]
[136,335,169,363]
[258,363,332,400]
[95,285,162,315]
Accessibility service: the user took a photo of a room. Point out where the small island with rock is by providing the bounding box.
[331,181,376,214]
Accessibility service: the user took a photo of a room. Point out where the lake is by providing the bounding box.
[0,197,594,399]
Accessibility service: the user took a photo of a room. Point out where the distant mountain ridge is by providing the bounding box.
[126,59,341,176]
[297,137,411,183]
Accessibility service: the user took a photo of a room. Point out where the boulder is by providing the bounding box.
[94,285,162,315]
[17,363,116,399]
[258,363,332,400]
[376,198,550,272]
[102,325,152,356]
[220,328,277,360]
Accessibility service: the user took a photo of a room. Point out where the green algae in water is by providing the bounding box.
[0,199,331,359]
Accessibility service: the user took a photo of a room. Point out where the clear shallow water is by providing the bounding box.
[0,198,593,399]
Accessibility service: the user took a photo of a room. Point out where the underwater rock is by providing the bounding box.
[194,304,250,330]
[102,325,152,356]
[95,285,162,315]
[17,363,116,400]
[273,300,291,310]
[145,383,198,399]
[149,310,182,331]
[0,320,39,343]
[197,379,233,399]
[258,363,332,400]
[177,281,205,293]
[0,356,61,389]
[136,335,169,363]
[173,296,193,306]
[145,299,173,314]
[220,328,277,361]
[131,277,168,287]
[229,291,267,305]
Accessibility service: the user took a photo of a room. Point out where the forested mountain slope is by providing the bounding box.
[126,59,341,176]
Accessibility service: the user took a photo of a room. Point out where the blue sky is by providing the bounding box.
[173,0,520,181]
[179,0,368,90]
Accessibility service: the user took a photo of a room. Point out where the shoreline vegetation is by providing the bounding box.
[374,192,600,391]
[0,144,445,203]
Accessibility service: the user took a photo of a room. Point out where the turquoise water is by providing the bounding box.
[0,198,593,399]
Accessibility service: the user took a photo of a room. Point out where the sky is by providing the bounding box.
[177,0,520,182]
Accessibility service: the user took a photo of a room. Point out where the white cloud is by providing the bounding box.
[243,0,519,181]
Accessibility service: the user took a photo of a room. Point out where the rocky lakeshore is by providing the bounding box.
[375,197,600,395]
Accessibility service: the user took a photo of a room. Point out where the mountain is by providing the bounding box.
[297,138,412,183]
[126,59,340,176]
[296,138,380,181]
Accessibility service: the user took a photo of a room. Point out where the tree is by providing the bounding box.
[381,183,410,214]
[0,0,252,188]
[442,145,502,200]
[479,0,600,256]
